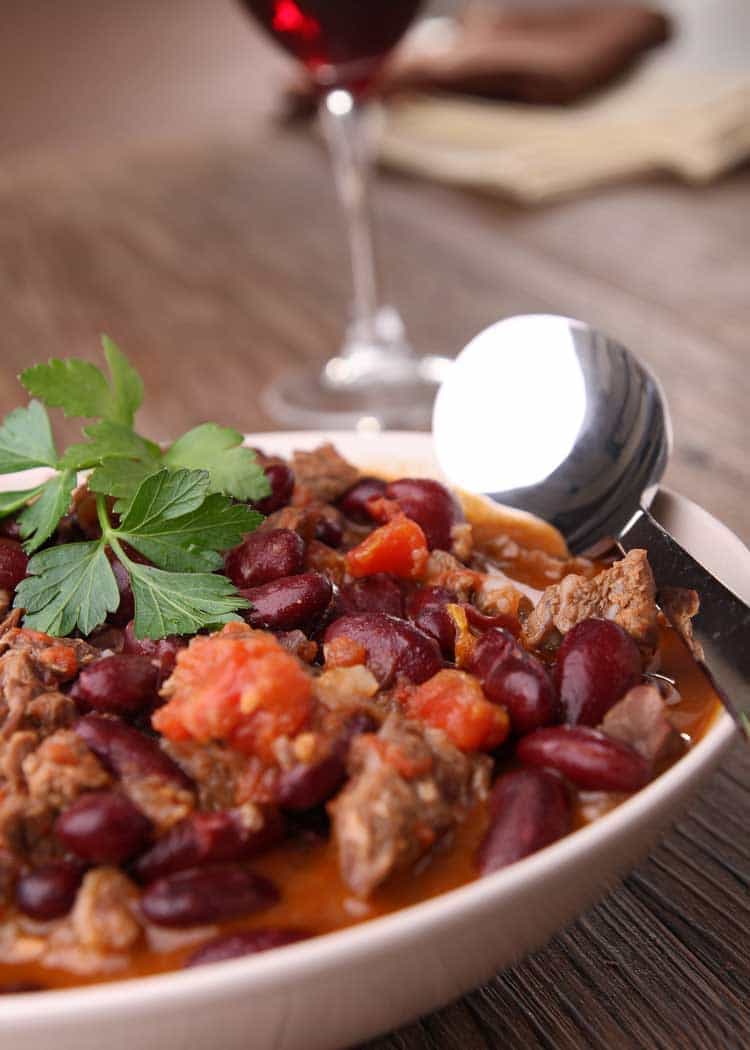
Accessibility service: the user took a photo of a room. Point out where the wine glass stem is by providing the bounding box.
[320,88,385,351]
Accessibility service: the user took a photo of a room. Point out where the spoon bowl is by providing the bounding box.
[433,314,671,553]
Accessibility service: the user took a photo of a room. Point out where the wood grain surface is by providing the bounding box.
[0,4,748,1046]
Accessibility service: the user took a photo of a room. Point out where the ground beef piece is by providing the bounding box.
[601,683,683,763]
[331,714,490,897]
[423,550,479,601]
[304,539,347,587]
[0,796,56,862]
[522,549,659,656]
[122,774,194,833]
[273,630,319,665]
[291,444,360,504]
[260,505,322,544]
[0,730,38,793]
[0,627,96,738]
[450,522,474,562]
[658,586,703,661]
[163,740,253,810]
[22,730,111,809]
[70,867,142,952]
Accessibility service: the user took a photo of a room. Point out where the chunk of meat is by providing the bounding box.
[22,730,111,809]
[331,714,490,897]
[162,740,254,810]
[291,444,360,504]
[600,683,683,762]
[1,730,38,793]
[522,549,659,656]
[70,867,142,952]
[659,587,703,662]
[423,550,479,601]
[0,627,96,738]
[121,774,195,834]
[154,625,313,763]
[0,795,56,862]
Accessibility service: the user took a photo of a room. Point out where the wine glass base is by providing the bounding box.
[263,353,453,431]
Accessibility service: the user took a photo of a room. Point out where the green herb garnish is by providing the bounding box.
[2,336,270,639]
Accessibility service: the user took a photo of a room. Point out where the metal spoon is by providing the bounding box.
[433,313,750,739]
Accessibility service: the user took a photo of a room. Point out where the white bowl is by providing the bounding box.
[0,431,740,1050]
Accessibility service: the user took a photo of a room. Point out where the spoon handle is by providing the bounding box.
[619,507,750,742]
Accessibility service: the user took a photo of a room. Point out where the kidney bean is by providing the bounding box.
[55,791,152,864]
[242,572,332,632]
[405,586,457,657]
[141,865,279,927]
[70,654,159,717]
[477,769,571,875]
[107,557,135,627]
[325,613,442,686]
[253,463,295,515]
[555,618,642,726]
[134,809,284,883]
[336,476,387,524]
[464,605,521,639]
[384,478,464,552]
[517,726,652,792]
[16,860,85,920]
[337,574,404,618]
[276,754,345,812]
[471,629,559,735]
[185,927,309,968]
[75,714,194,790]
[314,512,343,549]
[224,528,305,590]
[122,622,185,682]
[0,538,28,592]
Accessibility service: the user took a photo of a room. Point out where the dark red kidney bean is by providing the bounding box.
[555,618,642,726]
[134,809,284,883]
[242,572,332,632]
[108,557,135,627]
[275,710,377,812]
[70,654,159,717]
[464,605,521,639]
[16,861,84,920]
[0,538,28,592]
[337,573,404,618]
[325,613,442,686]
[405,586,456,658]
[224,528,305,590]
[55,791,152,864]
[185,927,309,968]
[122,622,185,682]
[471,629,559,735]
[276,754,345,812]
[314,515,343,548]
[141,865,279,927]
[477,769,571,875]
[253,463,295,515]
[517,726,651,792]
[383,478,464,551]
[336,476,387,524]
[75,714,194,790]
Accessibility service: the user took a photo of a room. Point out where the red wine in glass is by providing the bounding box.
[241,0,423,90]
[240,0,451,428]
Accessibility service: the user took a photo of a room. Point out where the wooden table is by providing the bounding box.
[0,5,748,1046]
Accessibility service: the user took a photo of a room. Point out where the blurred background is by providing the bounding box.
[0,0,748,539]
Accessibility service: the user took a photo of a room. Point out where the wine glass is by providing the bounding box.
[239,0,452,429]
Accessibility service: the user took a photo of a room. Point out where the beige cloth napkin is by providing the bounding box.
[375,64,750,203]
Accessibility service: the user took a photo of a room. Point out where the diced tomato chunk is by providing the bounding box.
[345,515,429,580]
[153,625,313,762]
[405,669,510,752]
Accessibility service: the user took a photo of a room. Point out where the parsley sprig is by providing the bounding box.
[2,337,270,639]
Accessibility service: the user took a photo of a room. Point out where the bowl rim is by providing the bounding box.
[0,430,737,1024]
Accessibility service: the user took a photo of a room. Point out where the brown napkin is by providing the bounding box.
[285,3,670,116]
[382,3,671,105]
